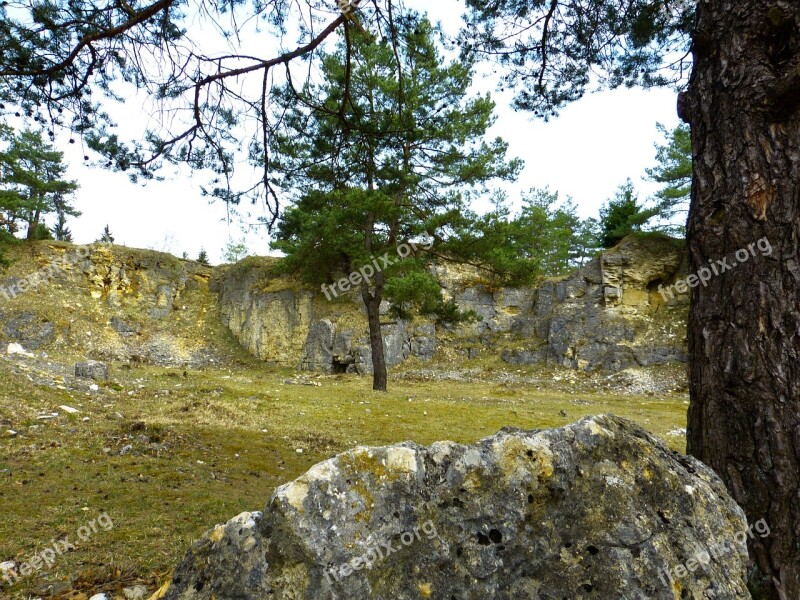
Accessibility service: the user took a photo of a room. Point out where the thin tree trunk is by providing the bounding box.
[26,192,43,240]
[362,273,387,391]
[26,211,40,240]
[684,1,800,597]
[361,202,388,391]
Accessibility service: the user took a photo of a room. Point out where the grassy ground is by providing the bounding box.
[0,355,689,599]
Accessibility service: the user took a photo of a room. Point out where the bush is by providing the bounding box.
[30,223,54,240]
[0,229,18,269]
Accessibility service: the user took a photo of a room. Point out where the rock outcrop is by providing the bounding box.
[484,235,689,370]
[0,236,688,373]
[210,259,437,373]
[213,235,688,372]
[160,415,750,599]
[0,242,221,366]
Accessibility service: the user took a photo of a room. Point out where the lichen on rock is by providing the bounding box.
[160,415,751,599]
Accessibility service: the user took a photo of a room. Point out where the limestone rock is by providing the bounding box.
[110,316,140,335]
[0,243,214,365]
[213,235,687,374]
[300,319,336,372]
[74,360,109,381]
[0,310,56,349]
[211,260,317,366]
[497,235,688,370]
[6,342,33,357]
[122,584,150,599]
[161,415,750,599]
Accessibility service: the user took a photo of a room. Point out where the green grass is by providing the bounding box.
[0,358,688,599]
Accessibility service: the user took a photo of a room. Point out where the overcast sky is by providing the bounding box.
[11,1,683,263]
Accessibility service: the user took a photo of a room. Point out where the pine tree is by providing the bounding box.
[51,193,78,242]
[221,236,249,263]
[646,123,691,237]
[570,217,601,267]
[99,225,114,244]
[0,126,80,240]
[271,18,520,390]
[196,248,210,266]
[598,181,659,248]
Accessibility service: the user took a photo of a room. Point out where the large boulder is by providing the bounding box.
[74,360,109,380]
[160,415,751,599]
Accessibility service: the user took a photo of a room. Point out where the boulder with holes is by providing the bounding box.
[158,415,750,599]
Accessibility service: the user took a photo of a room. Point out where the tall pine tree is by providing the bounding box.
[271,17,520,390]
[0,126,79,240]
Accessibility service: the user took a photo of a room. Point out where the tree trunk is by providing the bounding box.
[362,275,388,392]
[26,210,40,240]
[684,1,800,598]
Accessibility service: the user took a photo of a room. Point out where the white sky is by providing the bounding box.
[8,1,683,263]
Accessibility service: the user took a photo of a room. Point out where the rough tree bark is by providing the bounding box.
[362,273,388,392]
[684,1,800,598]
[361,208,388,392]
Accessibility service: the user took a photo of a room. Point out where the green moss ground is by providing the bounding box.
[0,358,688,599]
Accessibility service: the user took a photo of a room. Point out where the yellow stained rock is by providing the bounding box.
[209,524,226,543]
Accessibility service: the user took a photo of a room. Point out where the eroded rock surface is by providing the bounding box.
[0,242,221,366]
[213,235,688,373]
[161,415,750,600]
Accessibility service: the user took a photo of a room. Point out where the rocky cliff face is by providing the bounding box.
[0,235,688,373]
[446,235,689,371]
[213,235,688,373]
[0,242,229,366]
[210,258,438,373]
[158,415,750,599]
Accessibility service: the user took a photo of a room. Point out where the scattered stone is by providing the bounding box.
[110,316,140,335]
[283,377,321,387]
[6,342,33,357]
[159,415,749,599]
[667,428,687,437]
[74,360,109,381]
[122,584,149,599]
[6,430,16,437]
[89,593,109,600]
[1,311,56,349]
[90,384,99,392]
[120,445,133,456]
[58,405,80,414]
